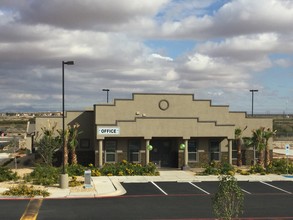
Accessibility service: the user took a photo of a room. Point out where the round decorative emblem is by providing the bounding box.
[159,99,169,111]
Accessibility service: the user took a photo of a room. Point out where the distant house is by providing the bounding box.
[33,93,272,168]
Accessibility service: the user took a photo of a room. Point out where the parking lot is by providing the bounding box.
[121,181,293,196]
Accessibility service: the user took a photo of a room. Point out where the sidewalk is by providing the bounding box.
[0,170,292,199]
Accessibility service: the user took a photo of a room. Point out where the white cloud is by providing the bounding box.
[0,0,293,113]
[151,53,173,61]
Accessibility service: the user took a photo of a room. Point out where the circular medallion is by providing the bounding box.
[159,99,169,111]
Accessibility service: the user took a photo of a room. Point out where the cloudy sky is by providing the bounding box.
[0,0,293,114]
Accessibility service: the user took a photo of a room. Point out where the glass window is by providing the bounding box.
[105,140,116,163]
[210,140,220,161]
[188,140,198,162]
[232,140,238,160]
[128,139,140,163]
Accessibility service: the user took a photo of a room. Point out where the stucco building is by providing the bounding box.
[34,93,272,168]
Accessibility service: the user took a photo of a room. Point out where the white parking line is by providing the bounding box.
[188,182,210,195]
[151,181,168,195]
[241,188,251,194]
[260,181,292,194]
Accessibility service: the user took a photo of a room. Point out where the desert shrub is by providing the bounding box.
[99,161,159,176]
[212,175,244,219]
[24,165,59,186]
[269,159,293,174]
[201,161,235,175]
[69,176,83,187]
[66,164,86,176]
[248,164,266,174]
[2,184,49,197]
[0,167,19,182]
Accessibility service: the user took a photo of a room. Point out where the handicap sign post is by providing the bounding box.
[285,144,290,174]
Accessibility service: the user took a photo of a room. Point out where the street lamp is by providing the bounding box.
[249,89,258,117]
[60,61,74,189]
[102,89,110,103]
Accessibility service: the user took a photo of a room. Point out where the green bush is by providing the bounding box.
[2,184,49,197]
[69,176,83,187]
[248,163,266,174]
[212,175,244,219]
[66,164,87,176]
[248,159,293,174]
[201,161,235,175]
[269,159,293,174]
[99,160,159,176]
[0,167,19,182]
[24,165,59,186]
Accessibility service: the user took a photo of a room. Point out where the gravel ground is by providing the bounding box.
[0,168,95,193]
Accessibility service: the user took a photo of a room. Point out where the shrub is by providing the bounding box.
[270,159,293,174]
[201,161,235,175]
[99,161,159,176]
[2,184,49,197]
[249,164,265,174]
[24,165,59,186]
[66,164,86,176]
[69,176,83,187]
[0,167,19,182]
[212,175,244,219]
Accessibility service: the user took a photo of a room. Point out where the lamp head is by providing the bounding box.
[63,61,74,65]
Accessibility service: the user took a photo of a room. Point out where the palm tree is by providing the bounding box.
[252,127,266,167]
[246,127,266,167]
[58,126,70,166]
[263,128,276,167]
[234,127,247,166]
[68,123,82,165]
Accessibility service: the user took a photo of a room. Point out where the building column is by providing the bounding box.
[98,139,103,167]
[182,139,190,170]
[228,139,233,165]
[145,139,150,165]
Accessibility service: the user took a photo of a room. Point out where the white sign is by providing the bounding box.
[98,127,120,135]
[285,144,290,156]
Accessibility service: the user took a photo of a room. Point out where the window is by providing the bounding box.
[210,140,220,161]
[232,140,238,160]
[128,139,140,163]
[105,140,116,163]
[188,140,198,162]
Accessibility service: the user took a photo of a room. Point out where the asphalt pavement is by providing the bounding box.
[1,170,292,199]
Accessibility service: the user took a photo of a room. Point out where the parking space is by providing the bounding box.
[121,181,293,196]
[155,182,206,195]
[239,181,292,194]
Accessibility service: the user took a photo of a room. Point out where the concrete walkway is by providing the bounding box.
[0,170,292,199]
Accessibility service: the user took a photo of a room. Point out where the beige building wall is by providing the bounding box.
[34,93,272,168]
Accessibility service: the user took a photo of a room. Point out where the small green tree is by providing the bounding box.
[212,175,244,220]
[36,122,61,166]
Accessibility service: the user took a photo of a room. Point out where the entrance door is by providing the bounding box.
[150,139,178,168]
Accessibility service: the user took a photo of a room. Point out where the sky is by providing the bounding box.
[0,0,293,114]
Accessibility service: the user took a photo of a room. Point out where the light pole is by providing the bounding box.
[60,60,74,189]
[102,89,110,103]
[249,89,258,117]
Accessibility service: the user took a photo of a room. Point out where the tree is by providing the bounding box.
[235,128,244,166]
[212,175,244,220]
[245,127,275,168]
[36,122,61,166]
[57,127,70,167]
[68,123,82,165]
[263,128,276,167]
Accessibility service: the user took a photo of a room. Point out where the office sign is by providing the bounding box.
[98,127,120,135]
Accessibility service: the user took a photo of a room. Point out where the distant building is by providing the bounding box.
[33,93,272,168]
